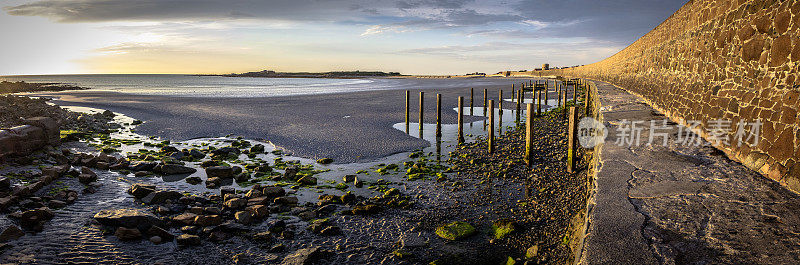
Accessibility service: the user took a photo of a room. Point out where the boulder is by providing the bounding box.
[0,177,10,191]
[173,213,198,226]
[283,166,299,180]
[194,215,223,227]
[114,227,142,241]
[234,211,253,225]
[20,208,54,224]
[176,234,201,246]
[247,205,269,218]
[206,166,234,178]
[141,190,183,205]
[224,198,248,209]
[189,149,205,159]
[147,226,175,242]
[185,176,202,185]
[297,176,317,185]
[435,221,476,240]
[262,186,286,198]
[245,188,262,198]
[526,245,539,259]
[0,225,25,242]
[281,247,329,265]
[129,161,157,172]
[350,204,381,215]
[206,177,222,189]
[316,158,333,164]
[78,167,98,184]
[211,147,240,157]
[492,218,518,239]
[95,162,110,170]
[273,196,299,205]
[156,164,197,175]
[48,200,67,209]
[127,184,156,199]
[342,175,356,183]
[93,208,161,229]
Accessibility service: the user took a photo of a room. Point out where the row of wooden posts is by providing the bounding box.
[404,78,592,173]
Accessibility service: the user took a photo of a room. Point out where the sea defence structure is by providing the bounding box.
[539,0,800,192]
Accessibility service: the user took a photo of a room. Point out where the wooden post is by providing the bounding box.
[419,91,424,133]
[567,106,577,173]
[511,85,515,103]
[525,103,534,167]
[498,90,503,110]
[584,82,591,117]
[544,80,548,104]
[458,96,464,144]
[436,93,442,137]
[483,88,488,116]
[536,90,541,116]
[405,90,410,133]
[516,90,522,123]
[498,90,503,134]
[558,82,562,107]
[572,80,578,103]
[470,88,474,116]
[488,100,494,153]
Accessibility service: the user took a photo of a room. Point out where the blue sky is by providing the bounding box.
[0,0,688,75]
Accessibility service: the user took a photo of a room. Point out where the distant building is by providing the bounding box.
[542,63,550,70]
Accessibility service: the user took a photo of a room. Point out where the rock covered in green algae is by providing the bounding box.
[435,221,476,240]
[491,218,518,239]
[316,158,333,164]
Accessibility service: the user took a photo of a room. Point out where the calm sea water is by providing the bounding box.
[0,74,515,98]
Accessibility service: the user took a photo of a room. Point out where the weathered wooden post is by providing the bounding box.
[458,96,464,144]
[405,90,410,133]
[498,90,503,134]
[469,88,474,116]
[563,85,569,120]
[511,85,515,103]
[516,90,522,123]
[525,103,534,167]
[483,88,488,116]
[544,80,548,104]
[572,80,578,103]
[584,82,591,117]
[419,91,424,133]
[488,100,494,153]
[436,93,442,137]
[536,90,541,116]
[567,106,577,173]
[557,82,562,107]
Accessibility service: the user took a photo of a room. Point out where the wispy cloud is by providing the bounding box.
[1,0,688,74]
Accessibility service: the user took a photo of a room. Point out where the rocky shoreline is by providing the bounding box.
[0,93,589,264]
[0,81,87,94]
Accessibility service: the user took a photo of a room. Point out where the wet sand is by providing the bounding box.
[31,78,532,163]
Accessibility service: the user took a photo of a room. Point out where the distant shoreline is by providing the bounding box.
[0,81,88,94]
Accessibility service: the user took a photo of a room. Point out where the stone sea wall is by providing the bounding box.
[541,0,800,191]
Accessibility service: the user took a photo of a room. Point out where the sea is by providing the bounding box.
[0,74,515,98]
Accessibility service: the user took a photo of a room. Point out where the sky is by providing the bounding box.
[0,0,688,75]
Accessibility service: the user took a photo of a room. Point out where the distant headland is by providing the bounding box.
[198,70,403,79]
[0,81,88,94]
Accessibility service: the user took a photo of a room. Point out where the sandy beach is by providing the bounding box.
[31,78,529,163]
